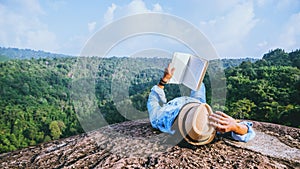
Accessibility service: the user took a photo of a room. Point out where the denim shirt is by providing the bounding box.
[147,84,255,142]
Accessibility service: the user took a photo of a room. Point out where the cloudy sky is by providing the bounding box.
[0,0,299,58]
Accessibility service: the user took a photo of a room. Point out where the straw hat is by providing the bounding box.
[177,102,216,145]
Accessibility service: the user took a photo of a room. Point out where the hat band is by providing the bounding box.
[181,104,211,143]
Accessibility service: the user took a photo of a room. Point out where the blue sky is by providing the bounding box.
[0,0,299,58]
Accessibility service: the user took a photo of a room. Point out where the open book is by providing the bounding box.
[169,52,208,91]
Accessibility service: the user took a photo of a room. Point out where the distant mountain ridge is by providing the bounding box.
[0,47,71,59]
[210,58,258,69]
[0,46,258,68]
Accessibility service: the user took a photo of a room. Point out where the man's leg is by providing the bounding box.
[190,83,206,103]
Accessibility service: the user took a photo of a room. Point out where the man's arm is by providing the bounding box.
[208,111,256,142]
[147,63,175,128]
[157,63,175,89]
[209,111,248,135]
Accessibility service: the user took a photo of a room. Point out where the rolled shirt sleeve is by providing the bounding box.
[231,121,256,142]
[147,85,201,134]
[147,85,167,127]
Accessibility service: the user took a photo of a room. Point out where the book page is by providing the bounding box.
[168,52,190,84]
[182,55,208,90]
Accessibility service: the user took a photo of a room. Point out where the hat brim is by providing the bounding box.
[177,102,216,145]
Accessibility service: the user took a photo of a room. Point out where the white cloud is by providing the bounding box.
[199,1,259,57]
[103,0,164,23]
[0,1,59,52]
[126,0,150,14]
[278,12,300,50]
[104,3,117,23]
[124,0,164,15]
[88,22,97,33]
[153,3,163,12]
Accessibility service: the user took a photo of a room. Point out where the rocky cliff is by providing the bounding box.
[0,119,299,169]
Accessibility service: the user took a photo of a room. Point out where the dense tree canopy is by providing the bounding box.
[223,49,300,127]
[0,48,299,153]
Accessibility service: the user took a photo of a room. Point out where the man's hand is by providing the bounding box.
[158,63,175,89]
[163,63,175,82]
[209,111,248,135]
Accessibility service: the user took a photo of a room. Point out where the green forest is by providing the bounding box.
[0,48,299,153]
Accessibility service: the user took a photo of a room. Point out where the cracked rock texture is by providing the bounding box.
[0,119,299,169]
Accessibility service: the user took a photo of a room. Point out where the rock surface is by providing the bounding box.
[0,119,299,169]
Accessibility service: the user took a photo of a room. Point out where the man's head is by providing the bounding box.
[177,102,216,145]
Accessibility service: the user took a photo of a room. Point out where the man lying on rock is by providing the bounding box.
[147,64,256,145]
